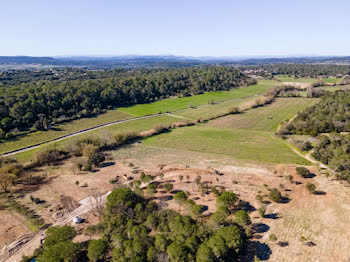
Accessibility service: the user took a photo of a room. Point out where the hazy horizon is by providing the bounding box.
[1,0,350,57]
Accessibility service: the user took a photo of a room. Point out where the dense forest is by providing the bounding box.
[312,135,350,182]
[0,67,254,139]
[22,188,252,262]
[280,90,350,136]
[241,64,350,78]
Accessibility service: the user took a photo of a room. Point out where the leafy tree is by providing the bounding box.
[87,239,108,262]
[44,226,76,247]
[163,183,174,193]
[216,191,237,208]
[234,210,251,226]
[174,191,188,212]
[146,184,157,196]
[155,234,168,252]
[166,241,187,262]
[37,241,81,262]
[196,243,215,262]
[88,153,105,167]
[296,167,311,178]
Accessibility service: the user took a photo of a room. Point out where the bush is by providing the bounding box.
[163,183,174,193]
[234,210,251,226]
[146,184,157,195]
[269,188,283,203]
[258,206,266,218]
[306,182,316,194]
[82,144,99,158]
[88,153,105,167]
[296,167,311,178]
[301,141,313,151]
[269,234,278,242]
[35,149,61,166]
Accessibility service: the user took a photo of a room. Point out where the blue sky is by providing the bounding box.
[2,0,350,57]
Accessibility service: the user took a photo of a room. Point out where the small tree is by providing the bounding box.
[163,183,173,193]
[269,234,277,242]
[296,167,311,178]
[174,191,188,212]
[285,175,293,183]
[216,191,237,208]
[87,239,108,262]
[0,173,16,192]
[234,210,251,226]
[258,205,266,218]
[179,175,184,182]
[146,184,157,196]
[88,153,105,167]
[269,188,283,203]
[306,182,316,194]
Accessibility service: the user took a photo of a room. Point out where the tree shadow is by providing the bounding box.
[280,197,290,204]
[100,161,115,168]
[277,241,289,247]
[251,223,270,233]
[255,241,272,261]
[236,200,256,212]
[315,191,326,196]
[158,195,173,201]
[264,213,280,219]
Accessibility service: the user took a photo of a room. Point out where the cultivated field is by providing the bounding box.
[143,125,309,164]
[207,98,318,132]
[119,80,278,116]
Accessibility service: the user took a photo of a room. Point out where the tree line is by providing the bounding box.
[0,67,255,139]
[279,90,350,136]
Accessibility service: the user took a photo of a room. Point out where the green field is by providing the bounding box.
[118,80,278,116]
[143,125,309,165]
[321,84,350,92]
[14,115,181,162]
[173,96,258,120]
[0,110,132,155]
[275,75,317,83]
[208,98,318,132]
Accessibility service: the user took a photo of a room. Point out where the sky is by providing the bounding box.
[1,0,350,57]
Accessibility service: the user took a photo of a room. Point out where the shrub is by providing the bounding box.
[82,144,99,158]
[301,141,313,151]
[88,153,105,167]
[258,206,266,218]
[269,234,277,242]
[269,188,283,203]
[163,183,173,193]
[306,182,316,194]
[146,184,157,195]
[296,167,311,178]
[234,210,251,226]
[35,149,61,166]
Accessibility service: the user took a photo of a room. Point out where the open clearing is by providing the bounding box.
[208,98,318,132]
[142,126,309,164]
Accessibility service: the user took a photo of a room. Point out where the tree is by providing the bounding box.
[166,241,187,262]
[163,183,173,193]
[216,225,244,253]
[258,205,266,218]
[179,175,184,182]
[88,153,105,167]
[174,191,188,212]
[44,226,76,248]
[87,239,108,262]
[234,210,251,226]
[269,188,283,203]
[190,204,204,219]
[210,206,229,224]
[0,173,16,192]
[216,191,237,208]
[146,184,157,196]
[306,182,316,194]
[155,234,168,252]
[37,241,81,262]
[296,167,311,178]
[196,243,215,262]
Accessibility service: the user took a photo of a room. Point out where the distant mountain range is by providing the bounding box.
[0,55,350,69]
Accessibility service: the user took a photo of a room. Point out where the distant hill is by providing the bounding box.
[0,55,350,69]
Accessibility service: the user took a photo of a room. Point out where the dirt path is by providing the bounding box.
[1,94,260,157]
[0,171,182,261]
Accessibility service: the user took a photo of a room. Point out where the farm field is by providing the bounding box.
[13,114,181,162]
[321,84,350,92]
[143,125,309,164]
[0,80,278,156]
[118,80,278,116]
[275,75,318,83]
[208,98,319,132]
[0,110,132,155]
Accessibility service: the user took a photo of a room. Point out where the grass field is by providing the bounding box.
[14,115,181,162]
[173,96,258,120]
[207,98,319,132]
[118,80,278,116]
[275,75,317,83]
[0,80,278,156]
[0,111,132,155]
[321,84,350,92]
[143,125,309,164]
